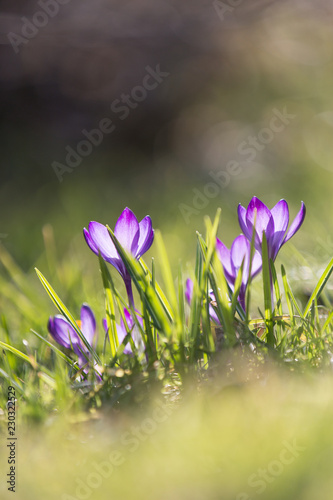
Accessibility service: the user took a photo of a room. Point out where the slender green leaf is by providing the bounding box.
[261,232,274,345]
[35,268,101,365]
[303,256,333,318]
[0,340,37,368]
[30,329,78,368]
[98,255,118,358]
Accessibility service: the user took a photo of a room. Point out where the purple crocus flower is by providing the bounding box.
[103,308,145,356]
[48,303,101,379]
[237,197,306,261]
[84,207,154,305]
[216,234,262,311]
[185,278,220,324]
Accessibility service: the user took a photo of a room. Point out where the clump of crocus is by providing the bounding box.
[185,278,220,324]
[84,207,154,305]
[238,197,306,261]
[48,303,101,379]
[216,234,262,311]
[103,308,145,356]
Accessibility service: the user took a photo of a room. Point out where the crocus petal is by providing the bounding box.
[185,278,193,305]
[124,307,144,330]
[83,227,99,254]
[238,287,247,312]
[103,317,131,353]
[246,197,273,246]
[123,307,134,330]
[114,207,140,254]
[122,308,145,355]
[77,351,89,369]
[88,221,118,260]
[283,202,306,244]
[237,204,252,241]
[251,251,262,277]
[48,316,79,350]
[230,235,250,270]
[208,304,220,325]
[47,317,56,342]
[216,238,233,277]
[117,319,133,355]
[230,235,251,286]
[88,221,125,276]
[137,216,154,258]
[80,304,96,347]
[230,235,262,284]
[265,217,276,251]
[269,199,289,257]
[270,199,289,233]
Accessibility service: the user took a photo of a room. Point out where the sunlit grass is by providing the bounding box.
[1,199,333,499]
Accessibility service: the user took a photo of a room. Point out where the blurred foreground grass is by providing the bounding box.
[1,356,333,500]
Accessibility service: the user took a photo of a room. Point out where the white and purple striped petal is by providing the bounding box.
[230,235,250,285]
[80,304,96,347]
[137,216,154,258]
[216,234,262,312]
[84,221,125,276]
[283,202,306,244]
[269,199,289,259]
[48,304,99,377]
[216,237,233,280]
[112,308,145,355]
[48,315,80,351]
[114,207,140,254]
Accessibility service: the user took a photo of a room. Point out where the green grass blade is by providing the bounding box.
[0,340,37,368]
[270,259,283,317]
[245,214,257,322]
[98,255,118,358]
[0,368,22,392]
[30,329,78,368]
[261,232,274,345]
[154,230,179,319]
[322,310,333,333]
[281,265,294,322]
[231,262,243,316]
[270,259,283,345]
[106,228,172,338]
[139,259,173,322]
[303,256,333,318]
[35,268,101,365]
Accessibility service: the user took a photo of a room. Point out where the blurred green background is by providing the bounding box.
[1,0,333,271]
[1,0,332,328]
[1,0,333,498]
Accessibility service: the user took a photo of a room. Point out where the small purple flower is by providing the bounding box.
[238,197,306,261]
[103,308,145,356]
[84,207,154,304]
[216,234,262,311]
[48,304,101,379]
[185,278,194,306]
[185,278,220,324]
